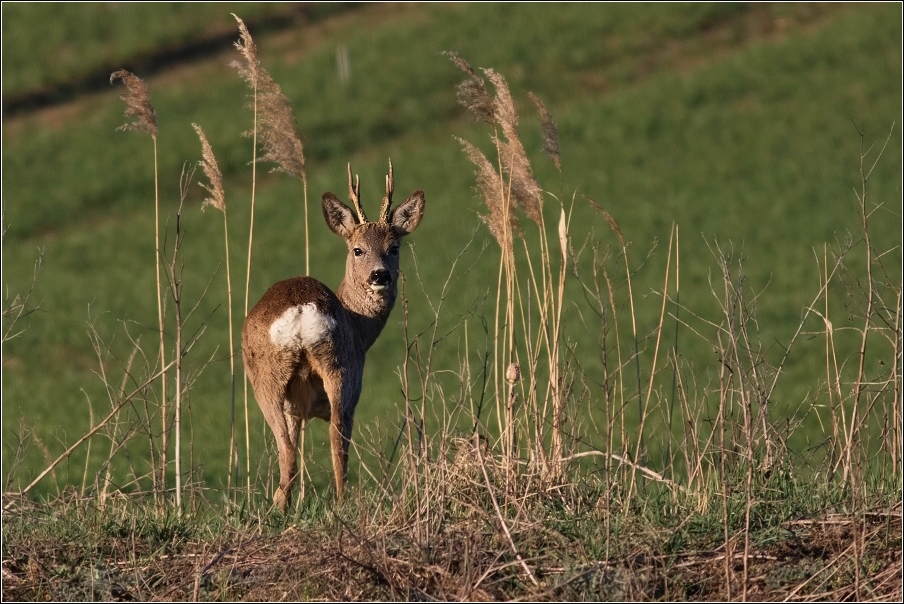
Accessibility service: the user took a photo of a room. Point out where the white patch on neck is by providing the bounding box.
[269,303,337,349]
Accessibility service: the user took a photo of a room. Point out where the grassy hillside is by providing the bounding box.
[2,2,900,502]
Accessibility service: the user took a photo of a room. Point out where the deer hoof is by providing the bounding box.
[273,487,290,512]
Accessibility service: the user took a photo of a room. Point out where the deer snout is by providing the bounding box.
[369,269,392,289]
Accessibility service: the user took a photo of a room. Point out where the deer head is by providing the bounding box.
[321,161,425,319]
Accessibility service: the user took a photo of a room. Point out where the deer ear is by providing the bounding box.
[322,192,357,238]
[390,190,425,236]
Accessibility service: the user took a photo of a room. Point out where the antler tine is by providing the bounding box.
[347,163,367,223]
[379,158,394,223]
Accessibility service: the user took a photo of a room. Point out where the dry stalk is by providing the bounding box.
[110,68,166,504]
[193,124,238,501]
[844,125,893,485]
[232,14,260,498]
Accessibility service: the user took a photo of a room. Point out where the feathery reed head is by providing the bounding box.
[257,87,307,184]
[192,124,226,214]
[110,69,157,137]
[528,92,561,172]
[484,69,542,227]
[451,56,544,233]
[230,14,260,88]
[231,14,307,185]
[445,51,494,125]
[585,195,626,249]
[458,137,520,252]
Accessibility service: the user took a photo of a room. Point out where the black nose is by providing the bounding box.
[370,269,391,285]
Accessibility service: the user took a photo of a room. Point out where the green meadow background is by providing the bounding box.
[2,3,900,499]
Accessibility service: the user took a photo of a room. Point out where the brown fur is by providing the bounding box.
[242,167,424,510]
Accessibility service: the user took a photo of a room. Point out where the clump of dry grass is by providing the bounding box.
[447,52,568,476]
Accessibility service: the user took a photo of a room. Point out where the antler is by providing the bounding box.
[347,163,367,223]
[379,159,394,223]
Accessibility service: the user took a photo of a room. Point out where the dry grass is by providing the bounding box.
[2,477,900,601]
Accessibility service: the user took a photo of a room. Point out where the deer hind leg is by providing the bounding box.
[325,373,361,501]
[273,407,303,512]
[272,376,318,511]
[257,397,301,512]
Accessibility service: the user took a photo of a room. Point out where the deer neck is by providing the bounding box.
[336,279,397,352]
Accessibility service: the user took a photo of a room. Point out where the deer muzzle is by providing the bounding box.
[369,269,392,291]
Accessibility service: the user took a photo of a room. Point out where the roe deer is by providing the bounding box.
[242,161,425,510]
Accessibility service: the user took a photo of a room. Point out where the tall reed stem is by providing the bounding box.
[243,93,258,497]
[223,210,237,498]
[152,138,168,505]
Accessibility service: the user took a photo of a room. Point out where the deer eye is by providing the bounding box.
[353,247,364,257]
[389,244,400,256]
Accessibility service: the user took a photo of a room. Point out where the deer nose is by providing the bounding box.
[370,269,392,286]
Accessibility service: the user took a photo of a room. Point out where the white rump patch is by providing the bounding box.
[269,303,337,349]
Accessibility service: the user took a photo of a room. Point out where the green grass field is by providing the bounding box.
[2,3,900,499]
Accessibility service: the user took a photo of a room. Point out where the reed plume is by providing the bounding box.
[483,69,542,227]
[231,16,306,184]
[444,51,495,125]
[457,137,519,253]
[528,92,560,172]
[447,55,541,228]
[193,124,226,213]
[111,69,166,505]
[232,13,309,268]
[110,70,158,137]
